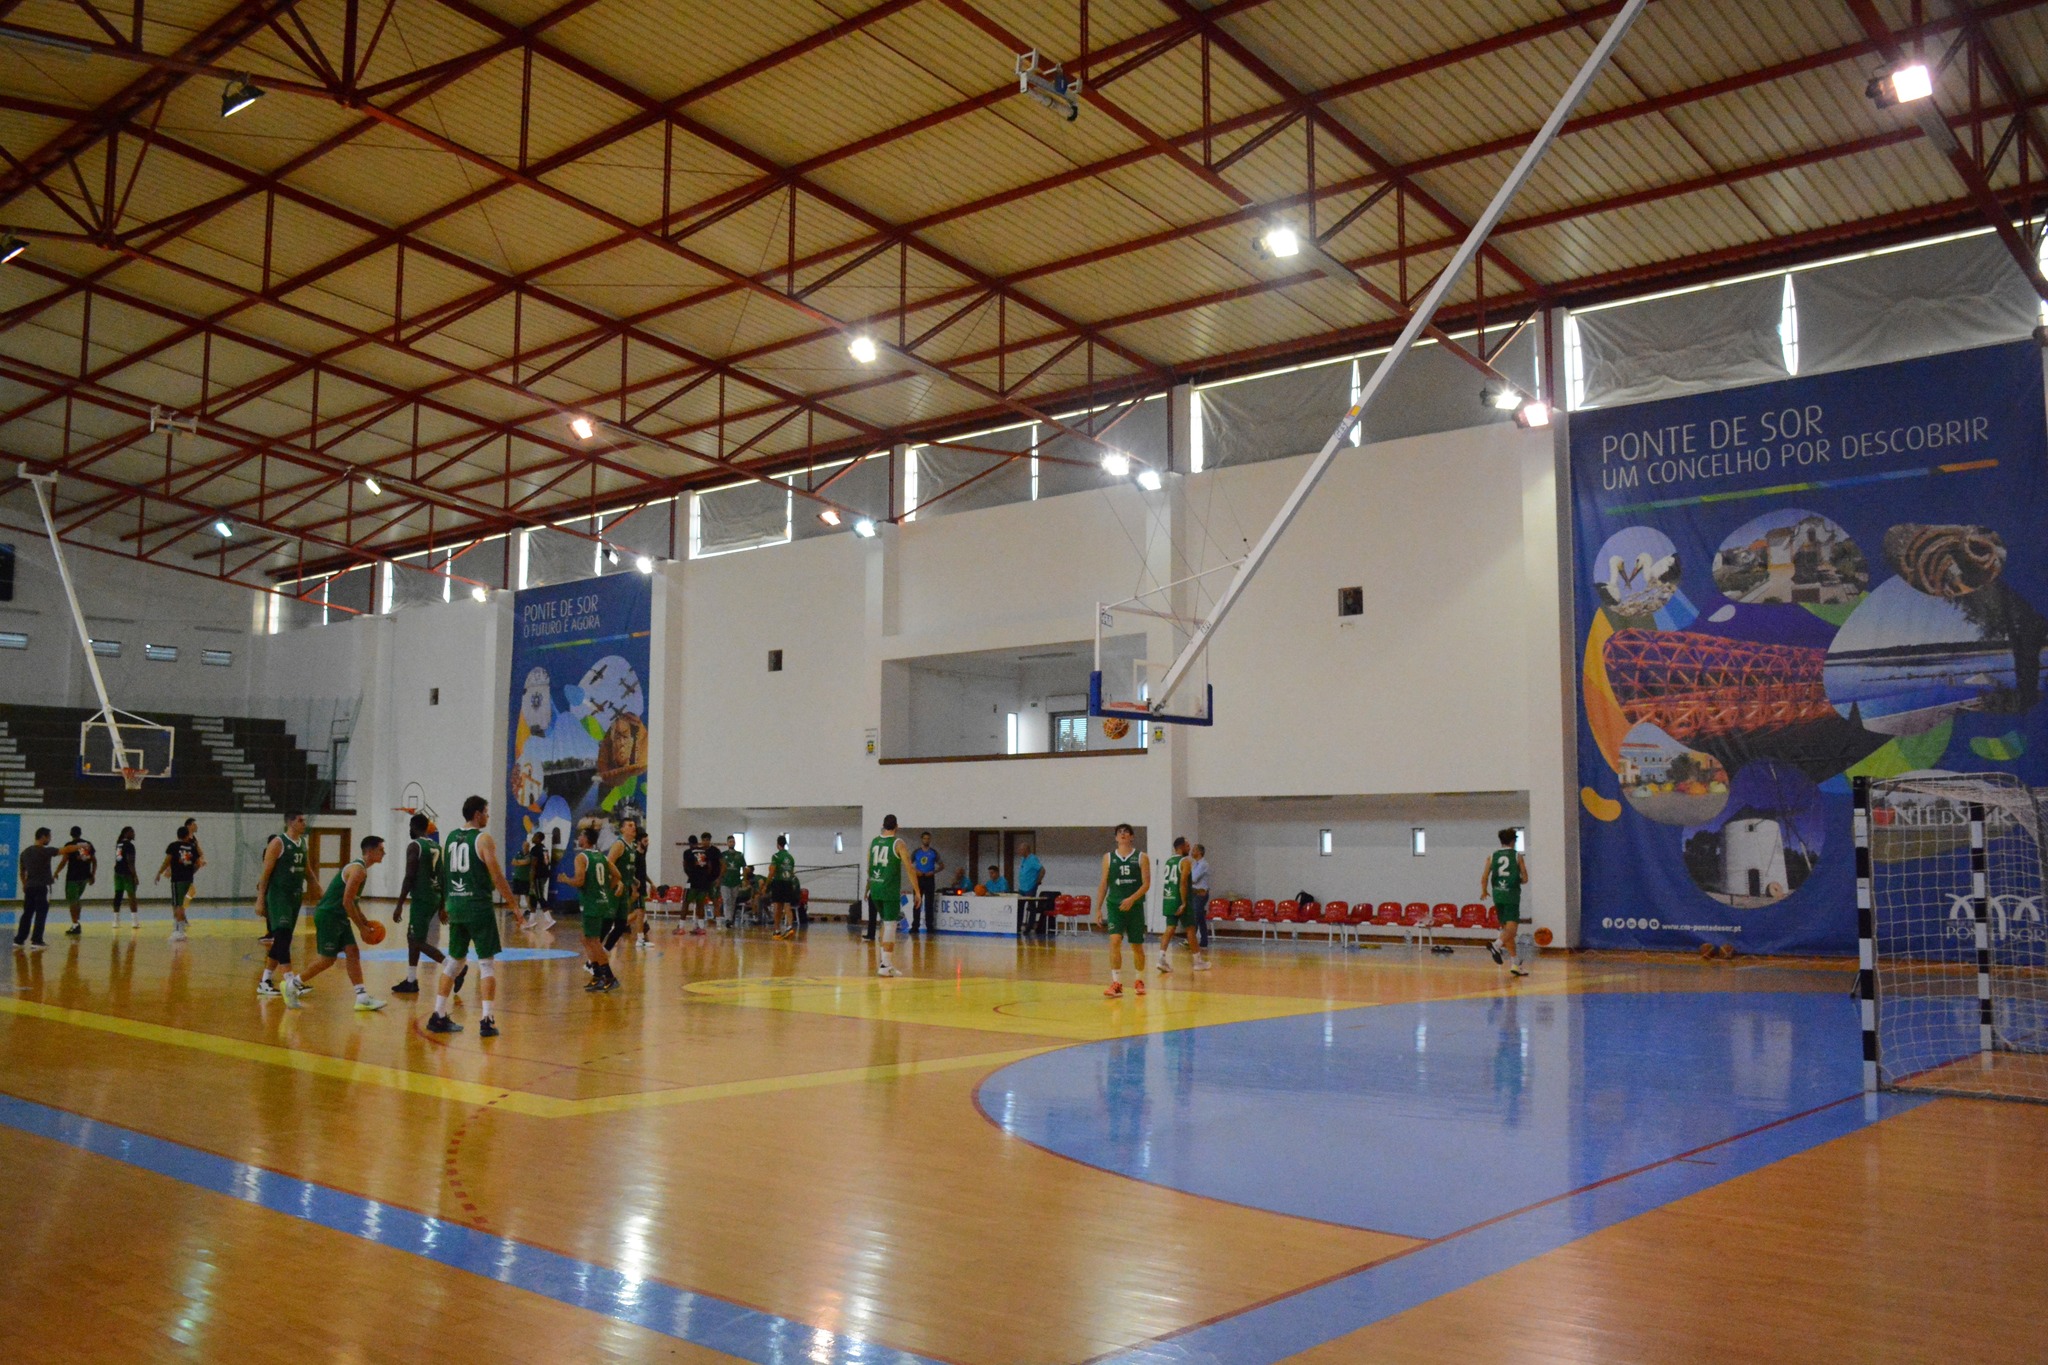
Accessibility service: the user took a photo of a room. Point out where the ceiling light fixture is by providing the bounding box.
[1135,468,1163,492]
[0,232,25,265]
[847,334,879,364]
[570,415,595,441]
[605,547,619,566]
[1486,385,1524,412]
[362,475,383,495]
[852,517,878,538]
[470,584,489,603]
[211,519,234,538]
[221,75,263,118]
[1516,399,1552,429]
[1867,61,1933,109]
[818,508,842,526]
[1099,450,1131,478]
[1257,225,1301,259]
[635,554,655,575]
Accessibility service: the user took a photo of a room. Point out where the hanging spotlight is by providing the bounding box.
[818,508,843,526]
[1485,384,1524,412]
[635,554,655,575]
[1135,468,1163,492]
[362,475,383,496]
[852,517,878,538]
[220,75,264,118]
[1099,449,1131,478]
[0,232,25,265]
[847,334,879,364]
[1867,62,1933,109]
[1256,224,1301,260]
[211,518,234,539]
[570,415,595,441]
[604,547,619,567]
[470,584,489,603]
[1516,399,1552,429]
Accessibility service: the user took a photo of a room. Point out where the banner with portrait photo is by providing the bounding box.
[1572,340,2048,955]
[506,573,651,901]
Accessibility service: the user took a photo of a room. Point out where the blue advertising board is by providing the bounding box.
[505,573,651,902]
[1572,341,2048,954]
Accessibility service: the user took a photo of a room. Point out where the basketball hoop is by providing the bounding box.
[120,767,144,793]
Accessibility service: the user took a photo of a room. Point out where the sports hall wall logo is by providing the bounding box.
[506,573,653,897]
[1571,341,2048,957]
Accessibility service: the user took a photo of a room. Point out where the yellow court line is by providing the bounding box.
[0,996,1053,1119]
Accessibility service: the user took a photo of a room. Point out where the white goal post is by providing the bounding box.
[1855,773,2048,1104]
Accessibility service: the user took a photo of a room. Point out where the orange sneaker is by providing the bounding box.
[1134,979,1147,996]
[1103,981,1123,997]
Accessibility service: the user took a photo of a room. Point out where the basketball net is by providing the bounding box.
[120,767,143,793]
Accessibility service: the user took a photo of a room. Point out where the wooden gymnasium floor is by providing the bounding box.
[3,906,2045,1363]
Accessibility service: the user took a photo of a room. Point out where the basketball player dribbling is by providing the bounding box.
[1483,829,1532,977]
[1096,823,1149,997]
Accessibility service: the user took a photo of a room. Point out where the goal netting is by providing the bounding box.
[1858,773,2048,1103]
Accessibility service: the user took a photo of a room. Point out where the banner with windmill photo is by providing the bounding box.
[1571,340,2048,955]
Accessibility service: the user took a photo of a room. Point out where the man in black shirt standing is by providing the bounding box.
[57,826,96,937]
[681,831,720,935]
[112,826,138,925]
[13,827,55,948]
[155,818,203,942]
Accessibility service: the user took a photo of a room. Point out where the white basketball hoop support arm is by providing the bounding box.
[1150,0,1648,709]
[19,466,127,762]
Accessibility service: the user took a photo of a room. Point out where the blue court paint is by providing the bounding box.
[357,946,578,963]
[0,1094,942,1365]
[1093,1091,1922,1365]
[980,991,1866,1238]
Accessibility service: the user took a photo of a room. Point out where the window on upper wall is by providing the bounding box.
[143,644,177,662]
[1778,273,1800,375]
[1563,314,1587,411]
[89,638,120,657]
[0,631,26,649]
[1052,714,1088,753]
[1411,827,1427,857]
[201,648,232,667]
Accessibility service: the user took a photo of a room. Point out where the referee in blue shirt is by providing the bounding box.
[909,832,942,936]
[1016,842,1046,936]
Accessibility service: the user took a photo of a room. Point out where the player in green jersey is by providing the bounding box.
[254,813,310,999]
[766,835,800,939]
[604,818,646,953]
[284,835,386,1012]
[866,814,916,978]
[1156,836,1193,974]
[1095,823,1151,997]
[1482,829,1532,977]
[569,825,622,993]
[390,812,453,995]
[427,795,519,1038]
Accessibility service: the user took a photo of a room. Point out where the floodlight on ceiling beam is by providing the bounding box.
[1135,468,1163,492]
[852,517,878,538]
[1255,224,1301,260]
[570,415,595,441]
[362,475,383,495]
[847,334,879,364]
[1516,399,1552,429]
[818,507,842,526]
[1099,449,1131,478]
[635,555,655,575]
[221,75,263,118]
[0,232,24,265]
[470,584,489,603]
[211,518,234,538]
[1867,62,1933,110]
[605,546,619,566]
[1485,384,1524,412]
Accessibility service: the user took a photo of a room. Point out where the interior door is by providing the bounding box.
[306,826,351,905]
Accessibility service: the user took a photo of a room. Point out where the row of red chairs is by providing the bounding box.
[1040,895,1497,944]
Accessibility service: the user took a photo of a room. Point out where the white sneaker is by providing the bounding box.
[1157,957,1172,973]
[1192,957,1212,972]
[353,994,386,1012]
[877,964,899,977]
[170,927,188,942]
[1509,964,1530,977]
[281,978,304,1008]
[540,913,557,929]
[257,980,281,998]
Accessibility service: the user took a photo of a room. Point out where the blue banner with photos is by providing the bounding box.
[1572,340,2048,955]
[506,573,651,903]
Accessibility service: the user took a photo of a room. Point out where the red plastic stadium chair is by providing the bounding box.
[1458,903,1488,930]
[1253,899,1278,940]
[1373,900,1402,925]
[1322,900,1350,948]
[1231,898,1252,922]
[1483,905,1501,930]
[1400,901,1431,948]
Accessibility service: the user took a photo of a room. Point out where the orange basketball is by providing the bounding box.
[1533,927,1553,948]
[1102,716,1131,740]
[360,920,386,945]
[973,884,989,896]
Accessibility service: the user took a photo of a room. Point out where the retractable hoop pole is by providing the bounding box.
[1151,0,1650,708]
[20,466,127,764]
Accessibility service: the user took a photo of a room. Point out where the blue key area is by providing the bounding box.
[979,990,1865,1239]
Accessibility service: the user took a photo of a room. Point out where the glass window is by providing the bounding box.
[1053,714,1089,753]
